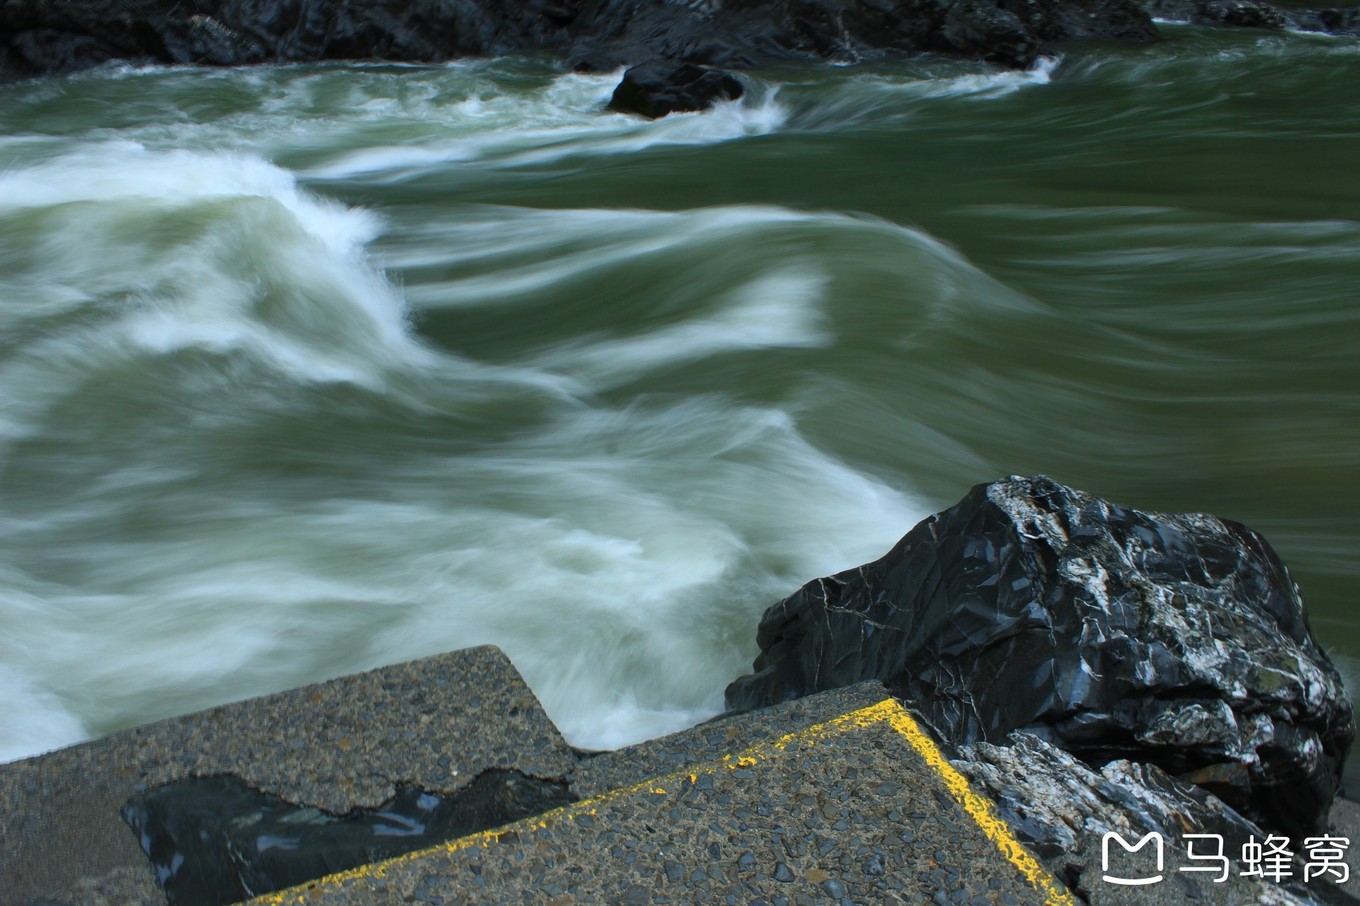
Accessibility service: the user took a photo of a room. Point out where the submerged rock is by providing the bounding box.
[725,476,1354,837]
[608,62,744,118]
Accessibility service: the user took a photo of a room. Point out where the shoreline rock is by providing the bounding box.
[725,475,1355,838]
[7,0,1355,114]
[1147,0,1360,35]
[0,0,1159,85]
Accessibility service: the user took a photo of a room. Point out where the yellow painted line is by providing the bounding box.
[249,699,1073,906]
[877,701,1076,906]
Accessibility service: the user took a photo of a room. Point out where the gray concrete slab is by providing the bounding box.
[13,640,1332,906]
[243,697,1072,906]
[570,683,893,799]
[0,645,575,906]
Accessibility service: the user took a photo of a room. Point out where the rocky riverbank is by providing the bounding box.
[0,0,1153,83]
[3,478,1354,904]
[6,0,1359,121]
[7,0,1359,117]
[1146,0,1360,35]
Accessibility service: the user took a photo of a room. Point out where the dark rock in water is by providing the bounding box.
[725,476,1354,837]
[1298,6,1360,36]
[609,62,744,119]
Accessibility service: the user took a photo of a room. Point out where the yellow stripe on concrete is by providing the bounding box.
[877,701,1077,905]
[250,699,1073,906]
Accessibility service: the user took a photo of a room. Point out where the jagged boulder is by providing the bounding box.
[951,732,1326,904]
[725,476,1354,837]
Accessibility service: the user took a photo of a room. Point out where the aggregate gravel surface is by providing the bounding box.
[569,683,893,798]
[11,637,1328,906]
[249,701,1054,906]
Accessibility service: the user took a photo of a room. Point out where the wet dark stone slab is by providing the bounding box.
[123,770,575,906]
[726,475,1354,838]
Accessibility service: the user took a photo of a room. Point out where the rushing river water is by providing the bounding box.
[1,24,1357,783]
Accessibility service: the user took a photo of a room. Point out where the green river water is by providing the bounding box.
[0,25,1356,787]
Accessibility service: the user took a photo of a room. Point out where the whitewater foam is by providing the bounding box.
[0,666,86,763]
[0,143,435,440]
[534,268,830,386]
[6,43,1351,774]
[0,142,380,253]
[302,70,786,180]
[908,55,1061,99]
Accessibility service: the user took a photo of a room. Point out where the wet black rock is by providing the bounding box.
[1197,0,1289,28]
[951,732,1329,903]
[1297,7,1360,36]
[609,61,744,118]
[938,0,1046,68]
[123,770,577,906]
[1,0,1160,83]
[725,475,1354,837]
